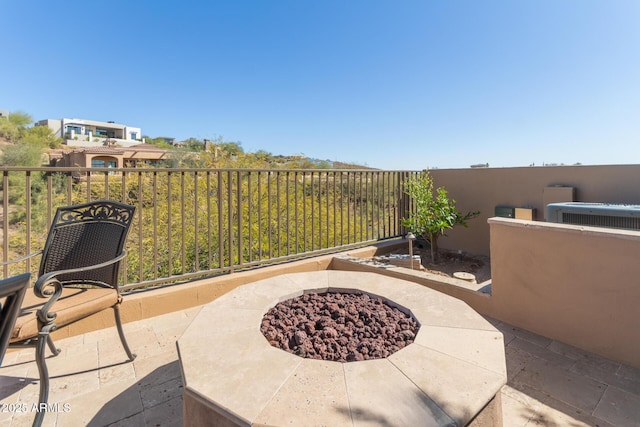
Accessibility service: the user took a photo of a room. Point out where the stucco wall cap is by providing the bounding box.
[488,217,640,240]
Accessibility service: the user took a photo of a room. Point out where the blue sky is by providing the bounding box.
[1,1,639,170]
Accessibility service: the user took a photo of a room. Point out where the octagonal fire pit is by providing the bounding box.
[177,271,506,426]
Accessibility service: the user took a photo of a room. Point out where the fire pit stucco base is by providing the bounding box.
[177,271,506,426]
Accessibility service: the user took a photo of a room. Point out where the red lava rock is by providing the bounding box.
[261,292,420,363]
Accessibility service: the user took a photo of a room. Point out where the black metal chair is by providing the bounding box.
[0,273,31,365]
[3,200,136,427]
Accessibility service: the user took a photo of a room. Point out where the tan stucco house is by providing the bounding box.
[51,144,170,169]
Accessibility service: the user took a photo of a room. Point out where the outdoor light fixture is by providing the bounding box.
[407,232,416,269]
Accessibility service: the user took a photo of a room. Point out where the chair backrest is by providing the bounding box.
[0,273,30,365]
[39,200,136,289]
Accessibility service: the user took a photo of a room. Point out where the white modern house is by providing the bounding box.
[36,118,143,148]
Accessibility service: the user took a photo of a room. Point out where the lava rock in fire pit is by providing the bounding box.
[261,292,420,363]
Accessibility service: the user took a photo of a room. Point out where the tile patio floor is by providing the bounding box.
[1,306,639,427]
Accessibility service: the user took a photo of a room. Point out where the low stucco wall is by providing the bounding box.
[488,217,640,368]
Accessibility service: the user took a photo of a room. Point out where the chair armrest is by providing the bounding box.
[34,250,128,325]
[34,250,128,297]
[0,250,43,266]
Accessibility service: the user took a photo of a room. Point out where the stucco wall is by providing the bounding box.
[488,217,640,368]
[429,165,640,256]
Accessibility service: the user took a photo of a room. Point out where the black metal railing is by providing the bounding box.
[1,167,417,290]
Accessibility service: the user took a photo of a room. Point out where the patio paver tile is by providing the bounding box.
[594,386,640,427]
[505,384,614,427]
[9,410,57,427]
[0,362,32,407]
[499,389,535,427]
[80,327,121,346]
[132,351,180,382]
[617,364,640,382]
[548,340,594,361]
[508,337,575,370]
[54,380,143,427]
[485,319,516,345]
[572,359,640,397]
[511,357,607,413]
[505,325,553,348]
[142,395,182,427]
[504,345,533,380]
[35,371,100,407]
[140,376,183,410]
[98,362,136,386]
[522,394,611,427]
[106,411,146,427]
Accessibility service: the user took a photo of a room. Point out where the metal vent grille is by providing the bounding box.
[562,213,640,231]
[546,202,640,231]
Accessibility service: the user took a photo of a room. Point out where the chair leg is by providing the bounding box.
[33,328,53,427]
[114,304,136,361]
[46,335,61,357]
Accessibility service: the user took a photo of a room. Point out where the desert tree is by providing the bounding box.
[402,171,479,264]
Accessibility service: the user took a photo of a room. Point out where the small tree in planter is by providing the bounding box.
[402,172,479,264]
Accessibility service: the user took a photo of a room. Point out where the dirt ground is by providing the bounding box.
[388,246,492,284]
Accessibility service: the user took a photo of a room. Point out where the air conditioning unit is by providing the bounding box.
[546,202,640,231]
